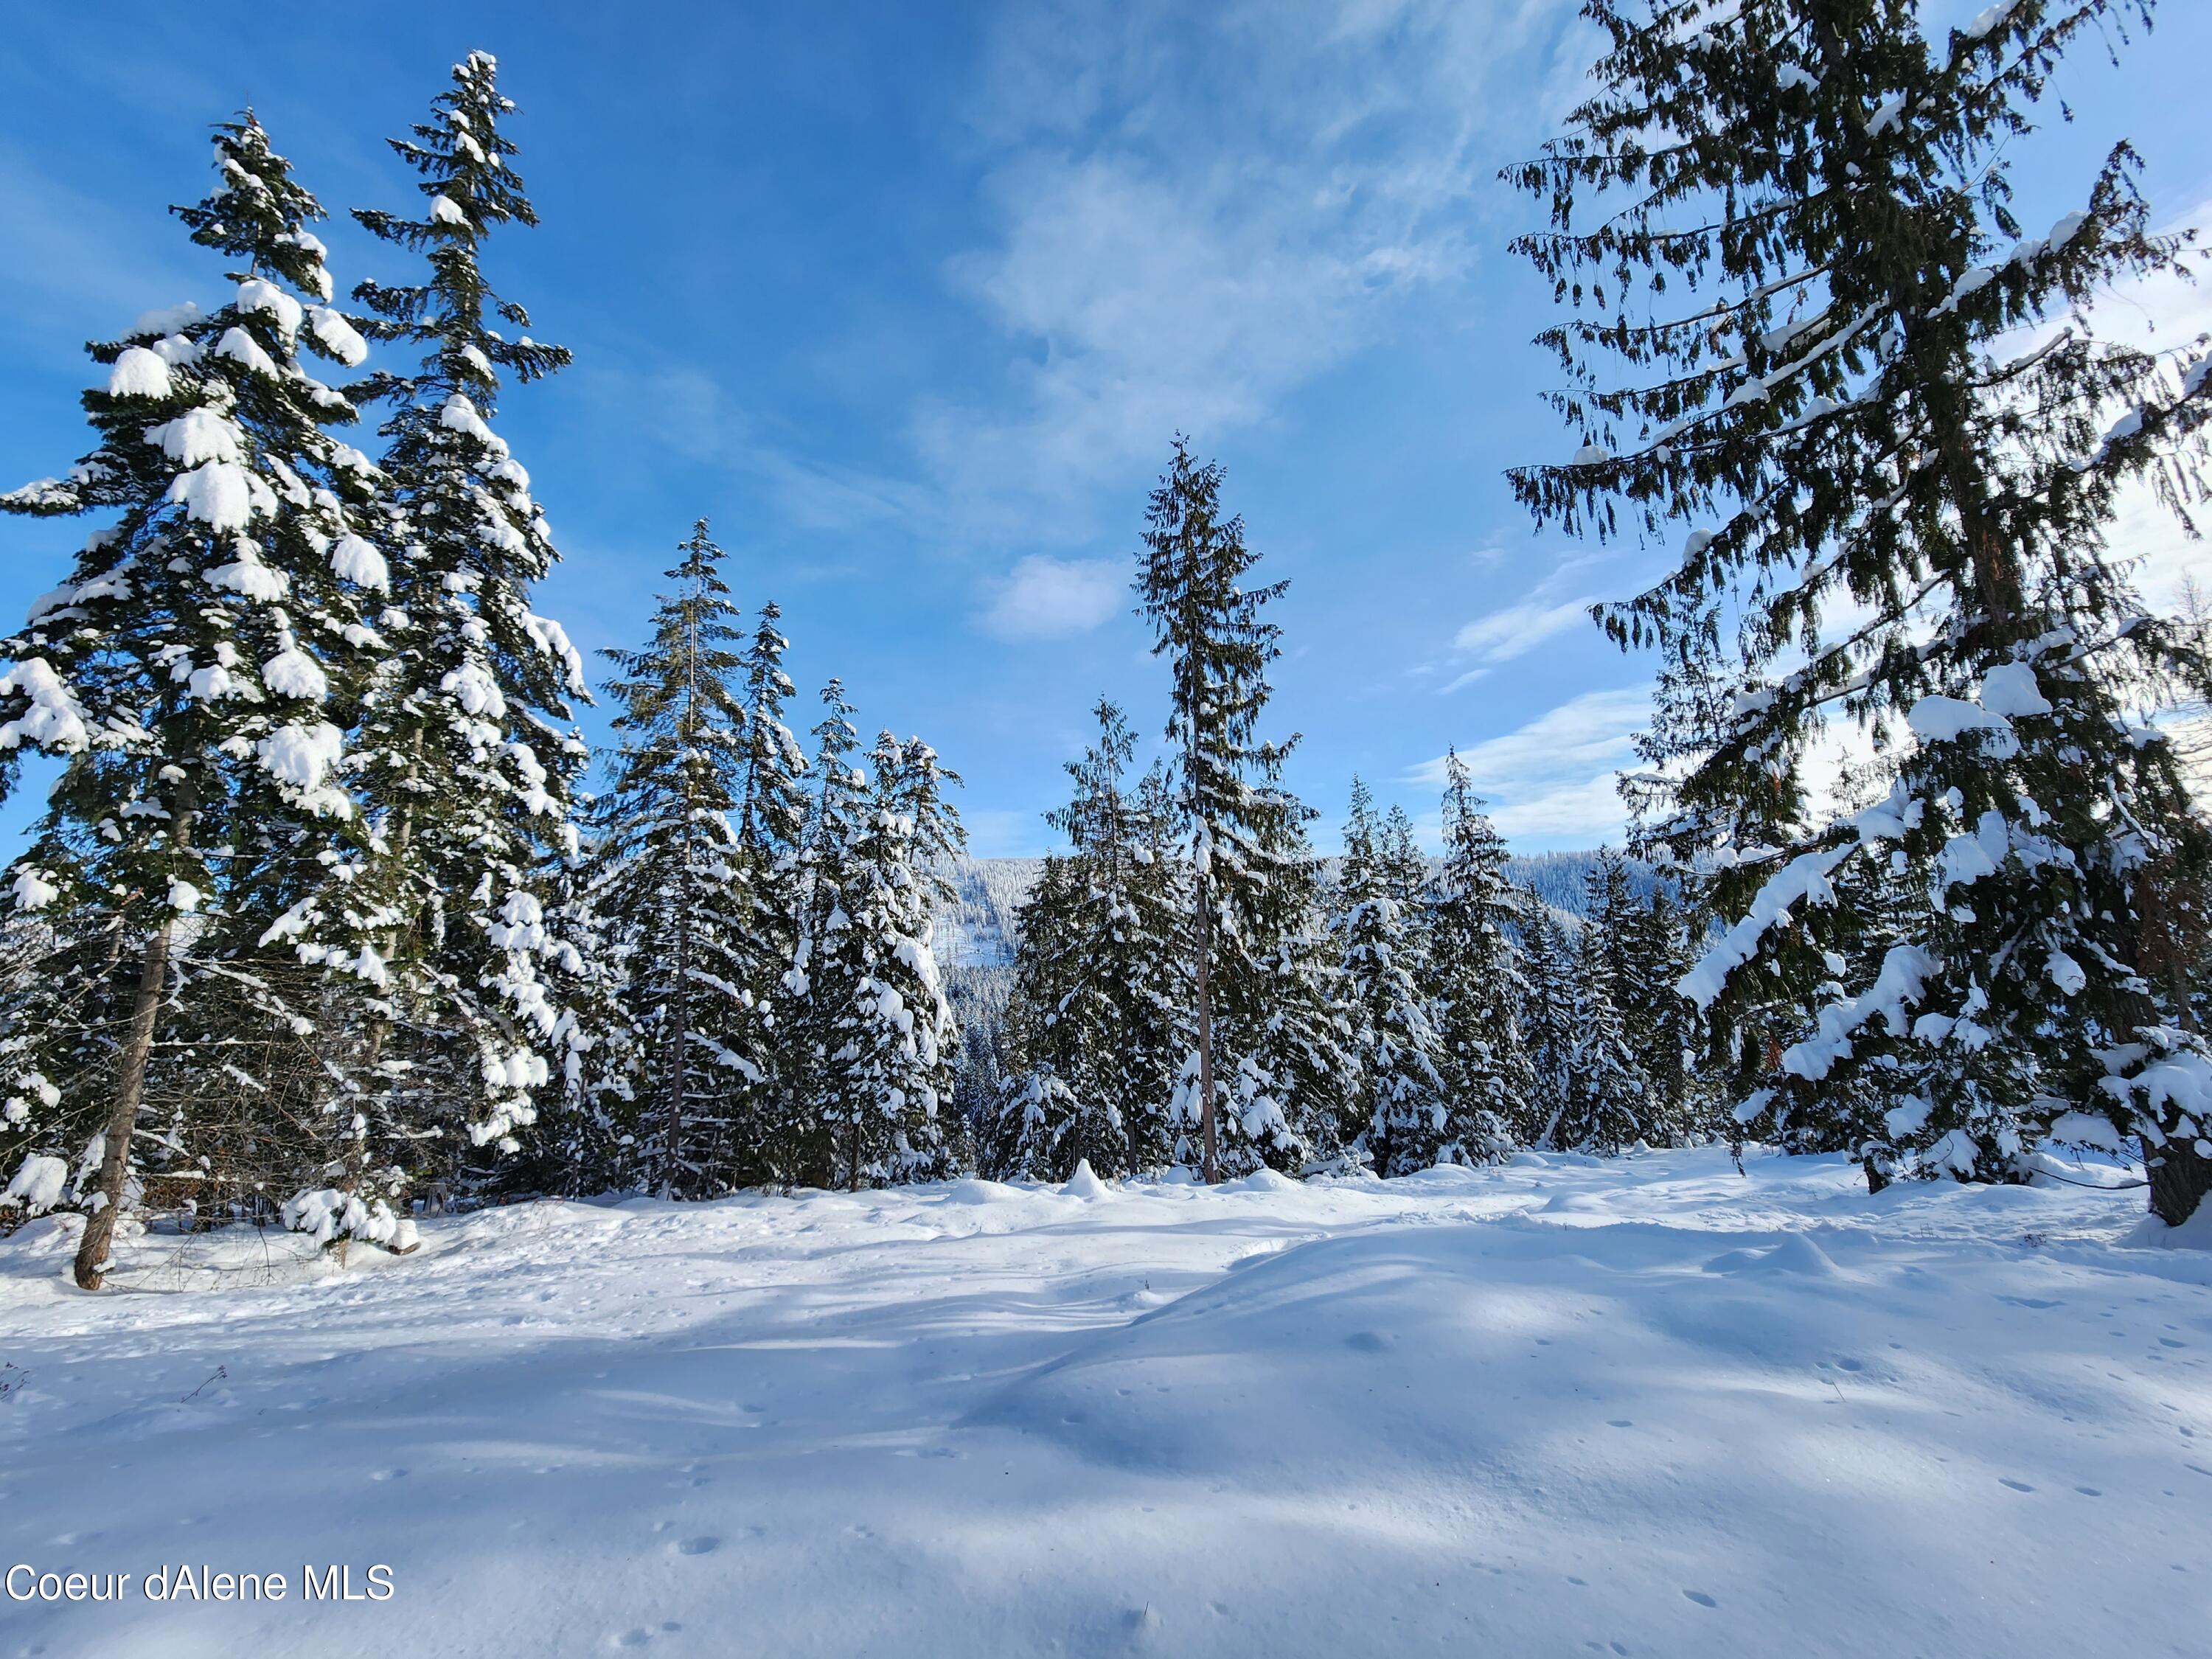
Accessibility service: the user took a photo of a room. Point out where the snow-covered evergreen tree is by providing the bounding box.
[990,856,1112,1180]
[1515,900,1580,1149]
[288,51,591,1192]
[588,521,759,1197]
[727,599,811,1119]
[1560,858,1655,1154]
[511,832,636,1196]
[852,731,966,1183]
[1425,751,1528,1164]
[1628,880,1709,1143]
[1335,780,1450,1175]
[1511,0,2212,1218]
[1136,437,1335,1178]
[782,692,964,1187]
[782,681,869,1186]
[0,112,387,1287]
[993,701,1185,1180]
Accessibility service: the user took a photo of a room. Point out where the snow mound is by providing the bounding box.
[1224,1167,1301,1194]
[1062,1159,1108,1200]
[941,1177,1025,1206]
[1703,1232,1842,1276]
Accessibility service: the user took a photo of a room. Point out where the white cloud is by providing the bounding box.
[915,0,1573,539]
[1489,773,1631,841]
[981,555,1126,640]
[1408,684,1649,846]
[1451,595,1593,663]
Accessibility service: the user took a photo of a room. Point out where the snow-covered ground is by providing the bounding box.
[3,1149,2208,1658]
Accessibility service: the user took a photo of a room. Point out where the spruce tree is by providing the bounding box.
[783,680,869,1186]
[293,51,590,1183]
[1566,898,1655,1159]
[0,114,386,1287]
[1509,1,2212,1218]
[990,855,1116,1180]
[728,599,812,1117]
[1135,437,1326,1178]
[523,837,638,1196]
[1236,811,1355,1174]
[852,731,966,1182]
[1516,900,1581,1148]
[781,694,964,1187]
[1427,753,1529,1164]
[1630,880,1708,1143]
[589,521,757,1197]
[995,701,1186,1180]
[1561,860,1656,1152]
[1335,780,1451,1175]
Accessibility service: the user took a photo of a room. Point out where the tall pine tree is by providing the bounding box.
[1426,752,1529,1165]
[589,521,758,1197]
[292,52,591,1190]
[1510,0,2212,1218]
[1136,437,1333,1178]
[1,114,386,1287]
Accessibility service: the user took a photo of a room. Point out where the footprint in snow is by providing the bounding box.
[1999,1478,2034,1492]
[1607,1420,1633,1429]
[1345,1332,1394,1354]
[613,1630,652,1649]
[2076,1486,2103,1497]
[1683,1590,1717,1608]
[676,1537,718,1556]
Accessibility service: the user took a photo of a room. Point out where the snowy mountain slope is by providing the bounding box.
[2,1150,2205,1658]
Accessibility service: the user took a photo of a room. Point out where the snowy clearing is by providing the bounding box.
[3,1148,2210,1658]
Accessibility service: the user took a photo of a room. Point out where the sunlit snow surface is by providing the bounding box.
[3,1148,2208,1657]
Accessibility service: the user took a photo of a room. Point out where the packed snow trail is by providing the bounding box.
[2,1149,2208,1658]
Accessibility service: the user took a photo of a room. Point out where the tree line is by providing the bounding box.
[7,0,2212,1287]
[973,445,1718,1185]
[0,58,969,1287]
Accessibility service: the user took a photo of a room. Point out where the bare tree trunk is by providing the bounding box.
[667,876,689,1201]
[1195,860,1217,1184]
[73,921,171,1292]
[2146,1135,2212,1228]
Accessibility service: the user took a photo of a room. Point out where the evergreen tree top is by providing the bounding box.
[352,52,570,411]
[172,111,338,302]
[1135,437,1291,758]
[1133,436,1309,887]
[600,520,748,735]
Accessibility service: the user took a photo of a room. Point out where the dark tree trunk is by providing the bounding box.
[1194,862,1217,1184]
[72,921,172,1292]
[667,890,689,1200]
[2145,1135,2212,1228]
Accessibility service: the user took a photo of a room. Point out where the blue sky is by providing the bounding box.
[4,0,2208,858]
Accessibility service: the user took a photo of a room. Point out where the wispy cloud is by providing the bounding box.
[1451,594,1593,662]
[1409,683,1648,845]
[1434,550,1605,691]
[981,554,1126,640]
[912,0,1572,541]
